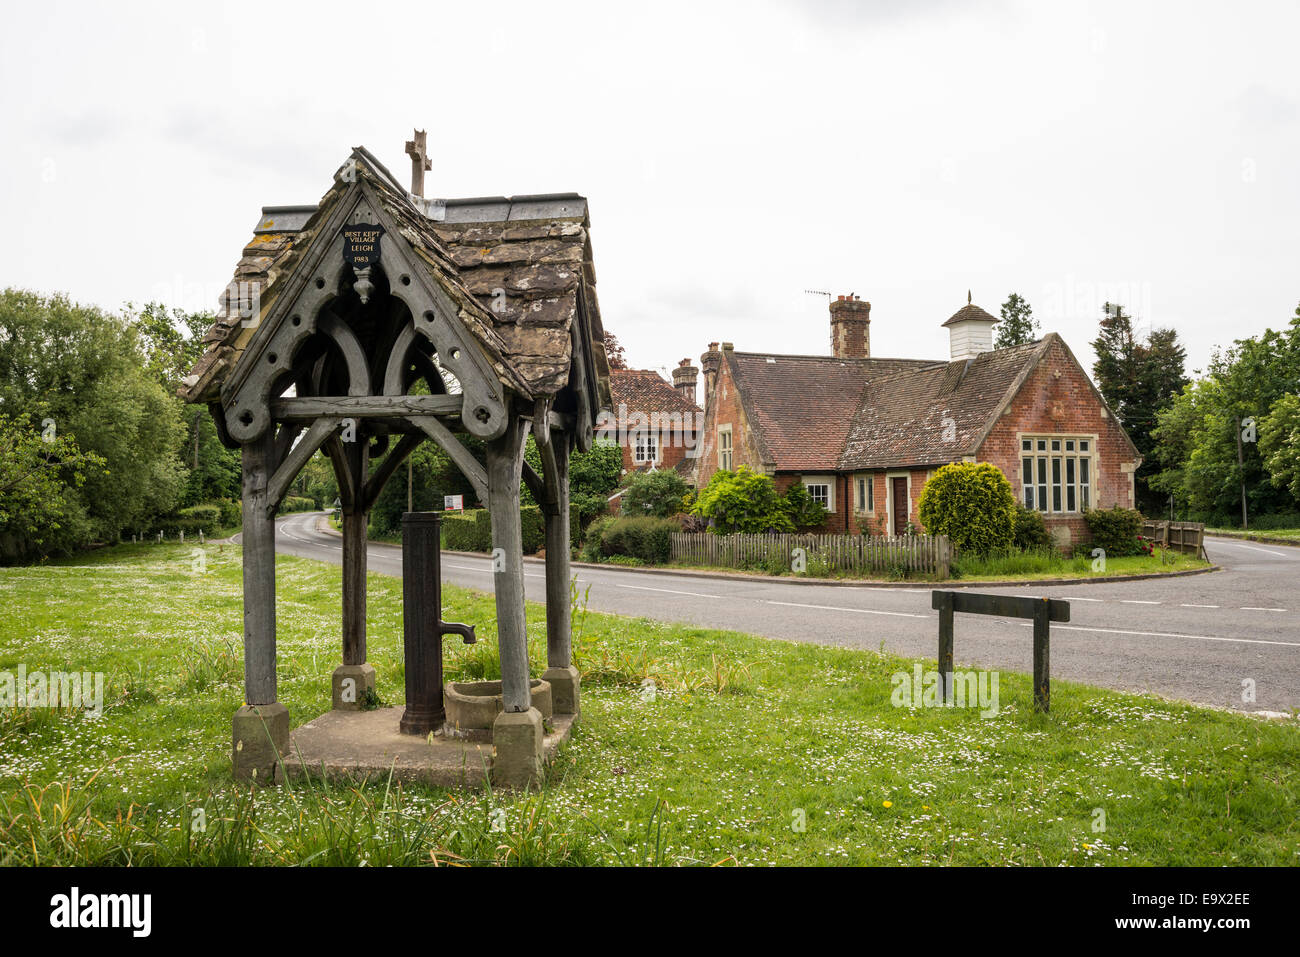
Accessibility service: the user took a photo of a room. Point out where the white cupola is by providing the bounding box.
[942,291,998,361]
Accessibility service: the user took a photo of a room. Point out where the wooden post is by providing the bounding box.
[538,421,579,715]
[1235,414,1249,530]
[241,431,278,705]
[341,434,370,667]
[1032,599,1051,713]
[936,590,954,704]
[486,412,530,714]
[543,440,572,670]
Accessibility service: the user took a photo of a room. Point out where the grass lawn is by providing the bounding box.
[1,543,1296,866]
[1208,527,1300,543]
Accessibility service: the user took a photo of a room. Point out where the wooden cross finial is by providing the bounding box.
[405,129,431,198]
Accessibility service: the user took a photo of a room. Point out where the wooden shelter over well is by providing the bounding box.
[180,141,610,784]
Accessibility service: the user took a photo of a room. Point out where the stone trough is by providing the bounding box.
[443,678,552,741]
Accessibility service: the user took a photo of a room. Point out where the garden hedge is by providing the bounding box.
[1083,505,1144,556]
[438,507,545,555]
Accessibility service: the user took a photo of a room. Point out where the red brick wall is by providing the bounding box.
[617,428,695,475]
[692,337,1138,548]
[695,353,767,488]
[976,337,1141,547]
[773,472,853,533]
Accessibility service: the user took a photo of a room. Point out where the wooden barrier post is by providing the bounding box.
[931,591,1069,713]
[936,590,954,704]
[1032,599,1051,713]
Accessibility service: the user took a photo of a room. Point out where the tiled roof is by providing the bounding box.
[726,352,938,471]
[432,196,607,400]
[609,369,701,416]
[941,303,999,327]
[179,147,609,406]
[838,338,1050,469]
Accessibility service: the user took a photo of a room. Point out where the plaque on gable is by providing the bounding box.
[341,223,385,267]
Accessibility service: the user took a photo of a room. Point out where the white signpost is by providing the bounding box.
[443,494,464,512]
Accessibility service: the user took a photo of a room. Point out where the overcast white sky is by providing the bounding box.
[3,0,1297,388]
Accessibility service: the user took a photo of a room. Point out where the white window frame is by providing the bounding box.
[718,425,733,471]
[1018,433,1096,515]
[801,476,833,511]
[854,473,875,513]
[632,430,659,466]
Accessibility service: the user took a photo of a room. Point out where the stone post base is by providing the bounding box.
[541,665,580,716]
[232,703,289,784]
[491,707,543,788]
[332,663,376,711]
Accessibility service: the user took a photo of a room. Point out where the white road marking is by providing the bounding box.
[1121,600,1161,605]
[1016,621,1300,648]
[764,600,930,620]
[614,583,721,599]
[444,561,543,579]
[1058,596,1105,602]
[1240,606,1288,612]
[1208,540,1290,558]
[1181,604,1219,608]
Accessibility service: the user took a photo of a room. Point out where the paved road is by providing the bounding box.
[263,512,1300,714]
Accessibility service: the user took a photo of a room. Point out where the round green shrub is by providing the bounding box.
[917,462,1016,555]
[1012,504,1053,550]
[1083,505,1144,556]
[691,466,794,534]
[620,469,691,518]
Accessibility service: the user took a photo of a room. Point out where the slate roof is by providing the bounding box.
[725,352,938,471]
[838,337,1050,469]
[609,369,701,417]
[179,146,609,408]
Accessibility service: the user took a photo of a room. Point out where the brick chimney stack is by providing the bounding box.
[671,358,699,407]
[700,342,722,403]
[829,294,871,359]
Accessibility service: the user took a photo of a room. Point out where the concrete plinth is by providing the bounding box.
[283,706,574,789]
[332,663,376,711]
[542,665,581,716]
[491,707,544,789]
[232,703,289,784]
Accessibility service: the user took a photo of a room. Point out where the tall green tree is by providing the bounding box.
[0,290,188,551]
[0,410,106,560]
[1150,304,1300,523]
[1260,393,1300,500]
[995,293,1039,348]
[1091,303,1188,512]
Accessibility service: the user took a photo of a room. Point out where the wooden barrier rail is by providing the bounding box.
[1141,520,1207,559]
[931,590,1070,713]
[669,532,952,578]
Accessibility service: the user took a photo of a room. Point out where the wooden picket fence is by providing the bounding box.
[669,532,953,578]
[1141,520,1207,559]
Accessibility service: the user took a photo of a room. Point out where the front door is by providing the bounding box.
[891,477,908,535]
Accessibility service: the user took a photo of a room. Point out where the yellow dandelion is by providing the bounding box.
[882,800,893,808]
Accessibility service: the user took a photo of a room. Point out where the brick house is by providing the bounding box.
[603,365,703,477]
[690,295,1142,546]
